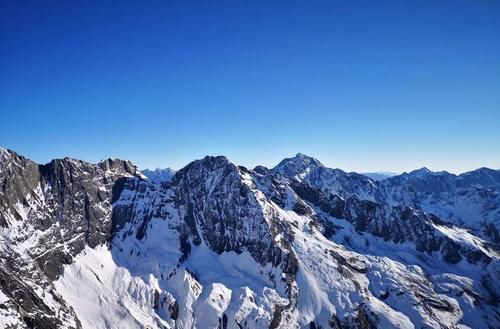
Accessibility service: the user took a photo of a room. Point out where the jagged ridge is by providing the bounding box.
[0,149,499,329]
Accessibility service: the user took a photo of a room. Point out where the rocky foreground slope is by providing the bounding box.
[0,148,498,329]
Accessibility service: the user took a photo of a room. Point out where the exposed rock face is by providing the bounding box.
[171,156,290,265]
[378,167,500,244]
[274,152,325,180]
[0,149,499,329]
[0,240,82,329]
[0,150,141,279]
[291,180,492,264]
[0,149,141,328]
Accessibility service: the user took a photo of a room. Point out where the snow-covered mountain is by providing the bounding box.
[379,167,500,243]
[362,172,398,181]
[0,148,498,329]
[142,168,176,183]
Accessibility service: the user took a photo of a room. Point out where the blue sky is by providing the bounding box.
[1,0,499,173]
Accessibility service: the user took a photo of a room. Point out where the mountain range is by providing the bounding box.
[142,168,177,184]
[360,172,398,181]
[0,147,498,329]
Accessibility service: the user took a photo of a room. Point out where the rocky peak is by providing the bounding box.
[381,167,456,193]
[164,155,291,267]
[0,153,145,278]
[0,148,34,171]
[458,167,500,188]
[98,157,139,177]
[402,167,456,180]
[410,166,432,177]
[253,165,271,176]
[0,146,12,161]
[273,153,324,180]
[172,155,234,183]
[385,165,500,192]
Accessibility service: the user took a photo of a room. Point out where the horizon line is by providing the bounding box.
[2,146,498,177]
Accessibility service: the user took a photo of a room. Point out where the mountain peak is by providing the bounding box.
[0,147,25,163]
[142,167,176,183]
[0,146,12,160]
[407,167,433,178]
[463,167,497,175]
[458,167,500,188]
[175,155,235,178]
[201,155,232,166]
[97,157,140,178]
[294,152,323,163]
[273,153,324,179]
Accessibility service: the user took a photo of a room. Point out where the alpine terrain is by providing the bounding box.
[0,148,498,329]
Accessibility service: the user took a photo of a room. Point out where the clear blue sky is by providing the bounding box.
[1,0,499,173]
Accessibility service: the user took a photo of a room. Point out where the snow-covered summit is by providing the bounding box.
[409,166,434,177]
[273,153,324,180]
[142,167,176,183]
[458,167,500,188]
[0,146,10,159]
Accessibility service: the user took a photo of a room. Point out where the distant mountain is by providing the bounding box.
[379,167,500,238]
[0,148,498,329]
[362,171,398,181]
[273,152,324,179]
[142,167,176,183]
